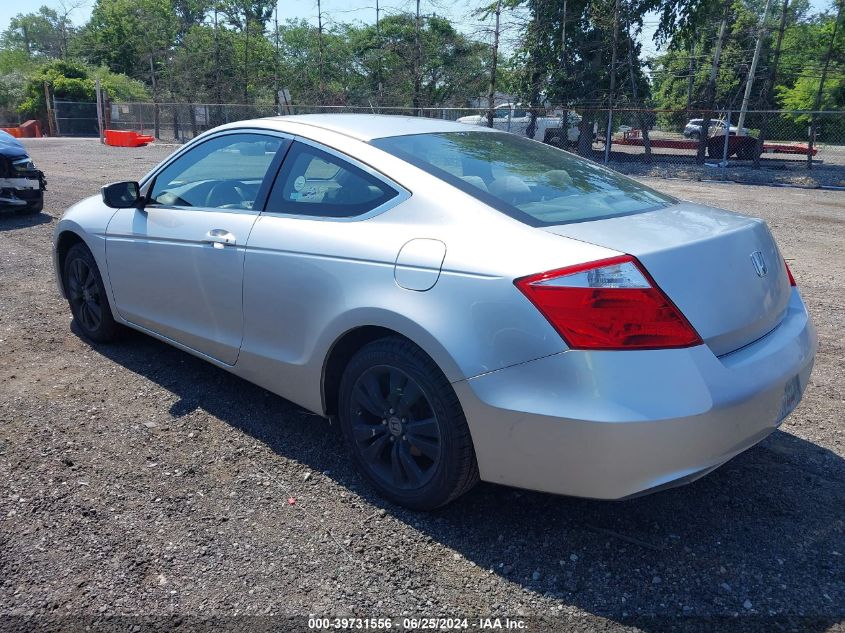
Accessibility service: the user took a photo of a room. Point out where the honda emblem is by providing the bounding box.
[751,251,768,278]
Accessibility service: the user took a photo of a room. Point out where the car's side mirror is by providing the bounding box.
[101,181,142,208]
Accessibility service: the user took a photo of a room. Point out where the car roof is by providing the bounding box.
[255,113,497,142]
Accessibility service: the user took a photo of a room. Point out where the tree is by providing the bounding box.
[1,5,78,59]
[351,14,488,108]
[220,0,275,102]
[18,58,148,124]
[776,6,845,113]
[273,20,357,105]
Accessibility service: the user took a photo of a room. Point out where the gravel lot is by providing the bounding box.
[1,138,843,632]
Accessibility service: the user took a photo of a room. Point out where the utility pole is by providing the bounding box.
[737,0,774,133]
[626,0,651,161]
[754,0,790,166]
[697,0,731,163]
[603,0,620,164]
[808,0,842,168]
[556,0,568,107]
[274,2,280,111]
[214,6,222,105]
[243,14,250,103]
[376,0,383,103]
[413,0,422,115]
[317,0,325,103]
[560,0,568,75]
[486,0,502,128]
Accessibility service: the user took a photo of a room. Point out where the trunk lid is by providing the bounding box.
[542,202,791,356]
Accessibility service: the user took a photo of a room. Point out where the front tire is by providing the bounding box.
[63,242,122,343]
[338,337,478,510]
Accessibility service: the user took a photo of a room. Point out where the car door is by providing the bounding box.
[105,131,289,365]
[236,140,408,397]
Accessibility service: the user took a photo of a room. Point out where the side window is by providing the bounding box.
[149,133,285,210]
[265,142,398,218]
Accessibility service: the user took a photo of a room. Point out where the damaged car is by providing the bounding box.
[0,130,46,215]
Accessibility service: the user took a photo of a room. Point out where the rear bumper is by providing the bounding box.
[454,289,817,499]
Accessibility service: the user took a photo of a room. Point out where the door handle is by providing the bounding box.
[205,228,237,247]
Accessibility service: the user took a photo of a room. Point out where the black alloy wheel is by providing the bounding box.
[350,364,442,491]
[338,337,479,510]
[67,256,103,332]
[63,242,121,343]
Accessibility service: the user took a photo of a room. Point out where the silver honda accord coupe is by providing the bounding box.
[52,114,817,510]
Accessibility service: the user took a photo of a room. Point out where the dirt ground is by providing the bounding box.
[1,138,843,632]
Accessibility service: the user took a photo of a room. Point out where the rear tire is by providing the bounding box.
[338,337,479,510]
[63,242,122,343]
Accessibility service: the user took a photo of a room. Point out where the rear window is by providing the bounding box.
[371,131,674,226]
[265,141,397,218]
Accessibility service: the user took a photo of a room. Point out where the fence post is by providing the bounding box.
[104,91,111,132]
[603,107,613,165]
[807,117,815,170]
[43,83,56,136]
[722,108,731,167]
[173,104,180,142]
[52,94,61,137]
[95,79,104,144]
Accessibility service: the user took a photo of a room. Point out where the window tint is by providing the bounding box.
[150,133,284,210]
[265,142,397,218]
[372,131,674,227]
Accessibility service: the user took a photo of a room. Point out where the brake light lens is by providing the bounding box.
[784,260,796,286]
[515,255,702,350]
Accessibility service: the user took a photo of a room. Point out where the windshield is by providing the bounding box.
[371,131,674,226]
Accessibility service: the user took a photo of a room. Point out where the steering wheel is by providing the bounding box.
[205,180,247,208]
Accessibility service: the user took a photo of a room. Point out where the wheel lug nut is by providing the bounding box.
[402,435,407,441]
[389,409,394,414]
[381,420,387,425]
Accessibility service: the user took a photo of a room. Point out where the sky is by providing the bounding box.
[0,0,836,63]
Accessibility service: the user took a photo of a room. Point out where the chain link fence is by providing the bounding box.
[44,101,845,187]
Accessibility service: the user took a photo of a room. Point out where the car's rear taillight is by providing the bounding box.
[514,255,702,350]
[784,260,796,286]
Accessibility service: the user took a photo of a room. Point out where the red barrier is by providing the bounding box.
[104,130,155,147]
[19,120,42,137]
[1,121,43,138]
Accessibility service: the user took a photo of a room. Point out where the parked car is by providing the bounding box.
[53,115,816,510]
[683,118,749,140]
[0,131,46,214]
[457,104,584,146]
